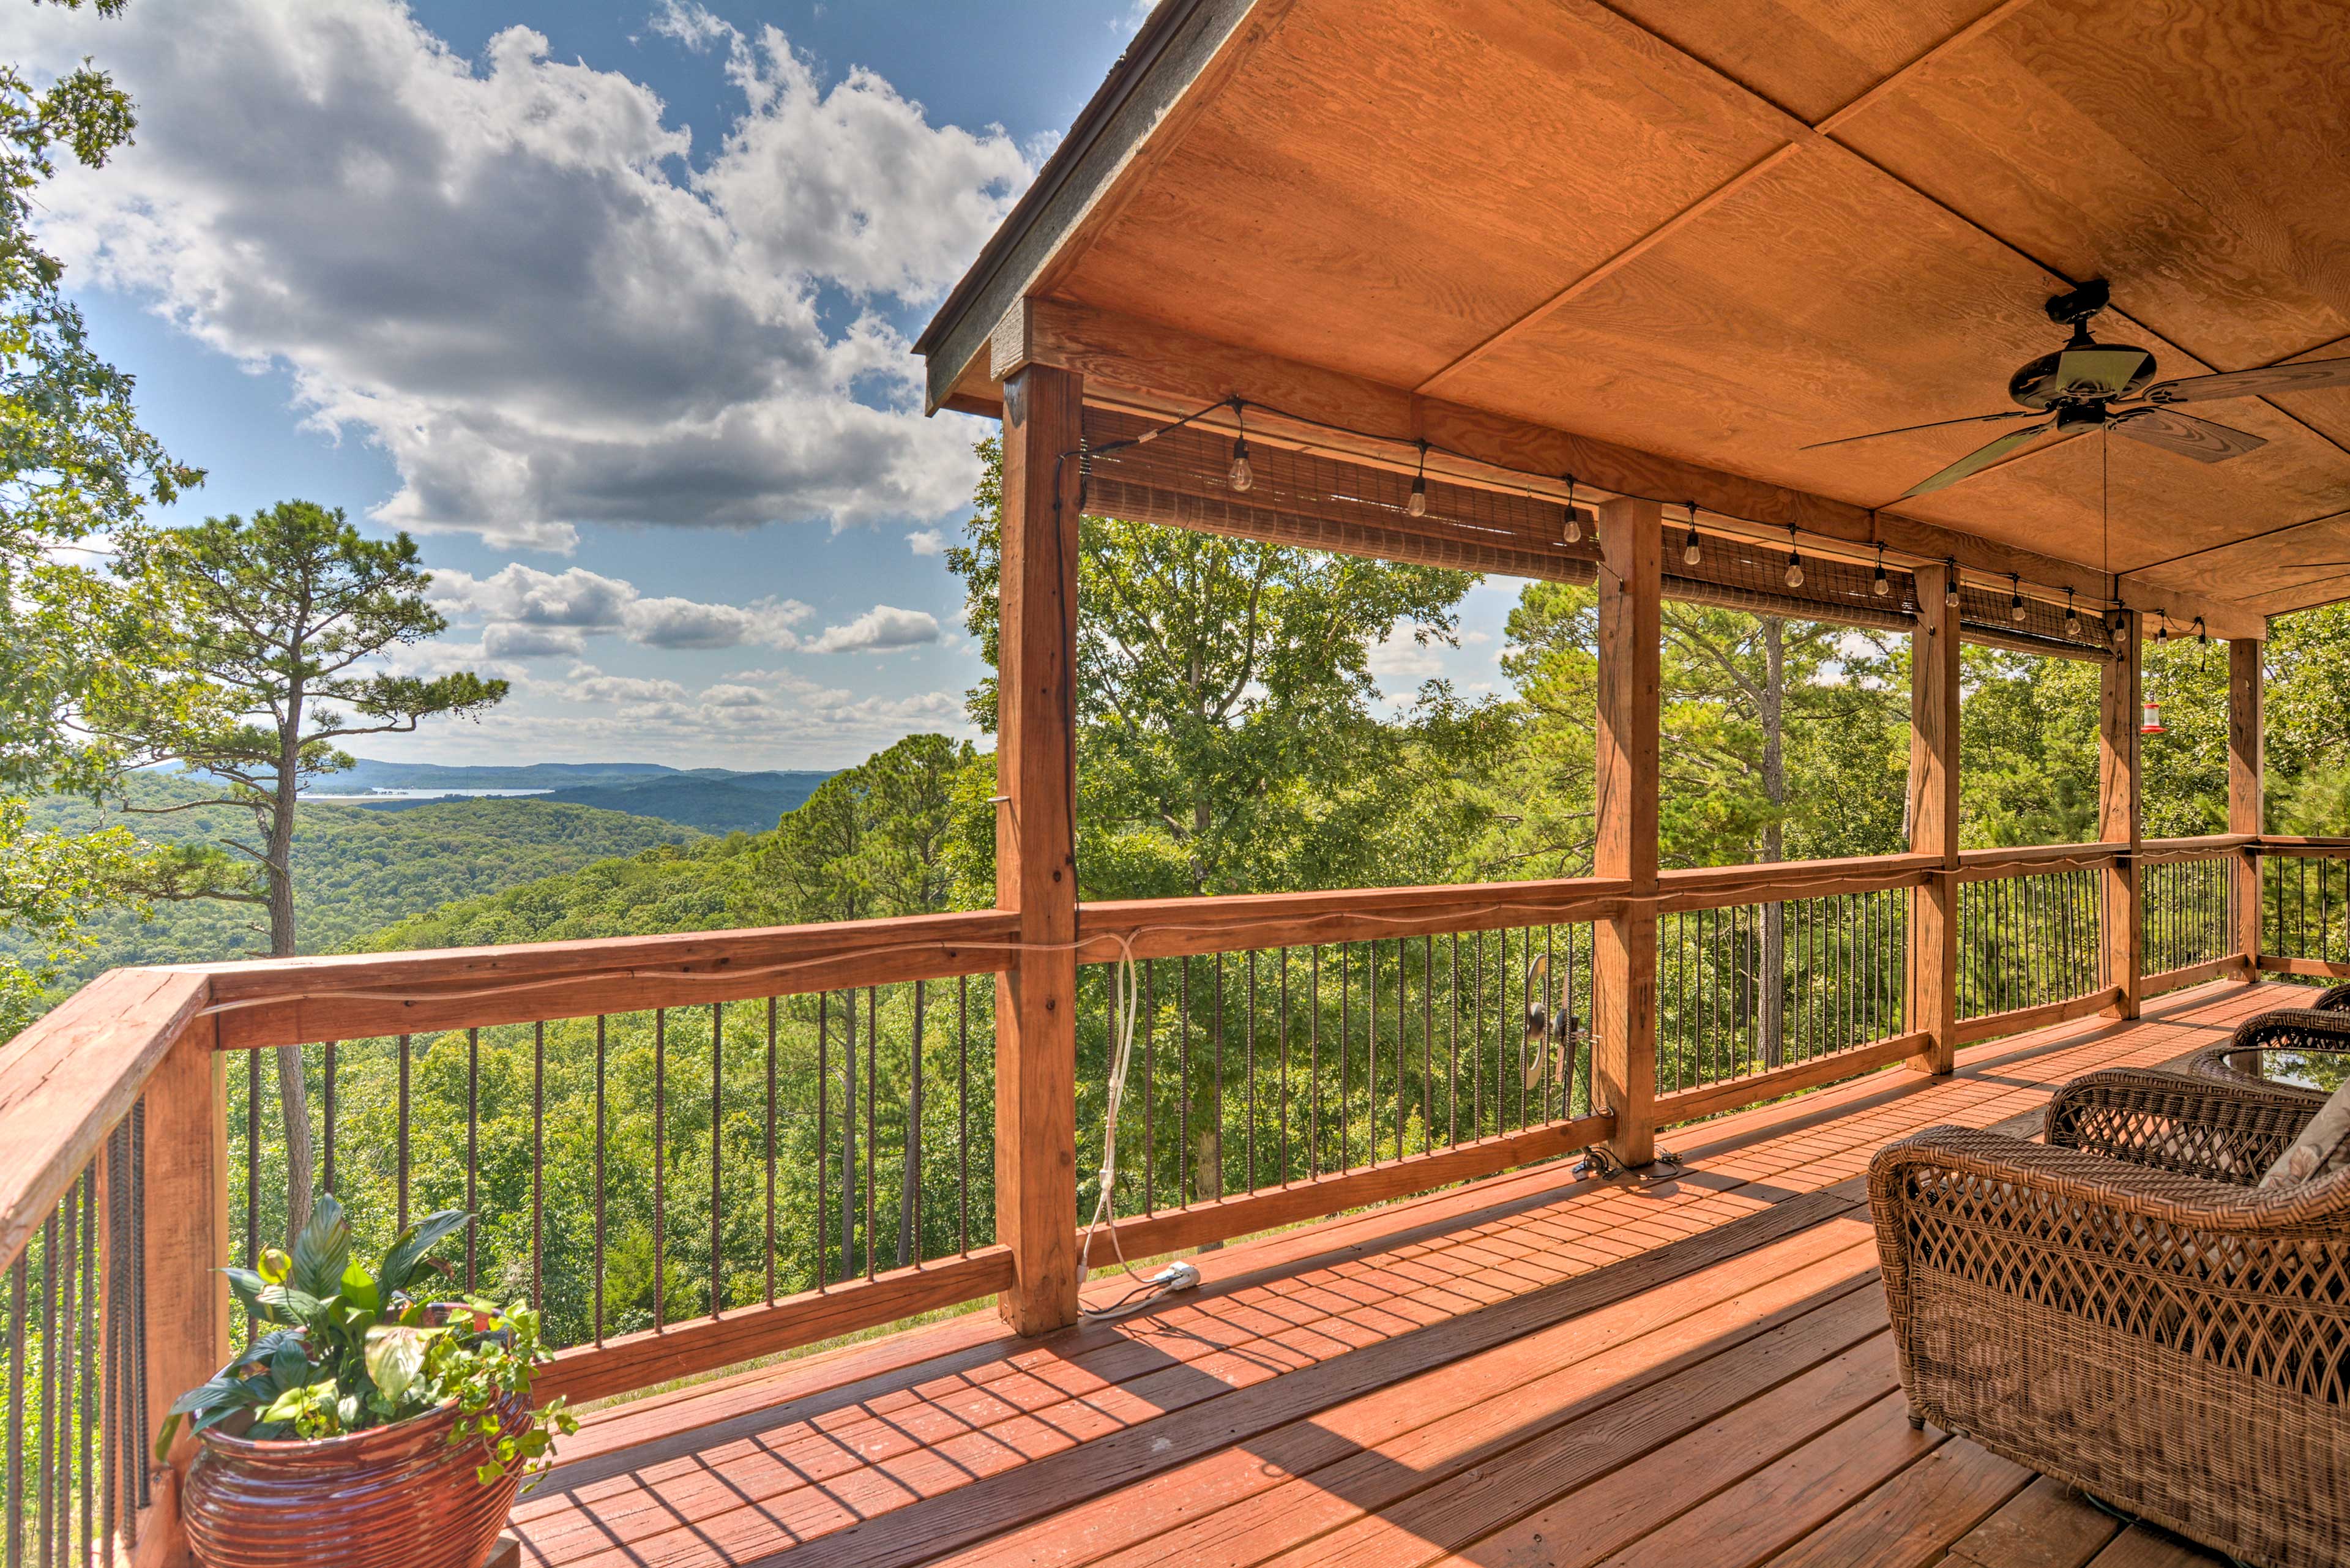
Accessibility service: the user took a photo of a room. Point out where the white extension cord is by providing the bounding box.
[1078,944,1205,1319]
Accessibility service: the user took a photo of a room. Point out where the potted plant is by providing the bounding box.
[158,1196,578,1568]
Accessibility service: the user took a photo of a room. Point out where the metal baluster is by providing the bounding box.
[958,977,972,1254]
[321,1041,337,1197]
[1178,957,1192,1205]
[244,1049,259,1271]
[865,988,878,1282]
[1245,952,1257,1195]
[1423,936,1434,1148]
[1470,931,1483,1135]
[1141,961,1154,1214]
[840,993,857,1279]
[711,1002,725,1312]
[767,998,779,1299]
[902,982,924,1266]
[532,1021,545,1312]
[1339,944,1351,1171]
[397,1034,411,1236]
[1212,954,1226,1197]
[78,1167,94,1563]
[6,1253,21,1568]
[466,1028,479,1290]
[593,1017,606,1340]
[39,1212,54,1568]
[1308,949,1321,1178]
[1278,949,1292,1184]
[654,1010,667,1327]
[817,995,829,1289]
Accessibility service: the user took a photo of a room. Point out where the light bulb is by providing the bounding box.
[2011,595,2027,624]
[1785,552,1804,589]
[1683,528,1702,567]
[2155,621,2169,644]
[2065,611,2083,637]
[2112,617,2128,647]
[1228,435,1253,493]
[1408,474,1427,518]
[1563,508,1582,544]
[1944,579,1960,609]
[1871,564,1890,597]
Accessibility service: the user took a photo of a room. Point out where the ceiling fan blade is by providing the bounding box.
[1900,422,2057,497]
[2111,408,2267,463]
[2143,357,2350,404]
[1801,408,2040,451]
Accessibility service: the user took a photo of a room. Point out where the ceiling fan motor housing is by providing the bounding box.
[2009,336,2158,409]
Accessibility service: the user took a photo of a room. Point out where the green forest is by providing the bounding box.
[186,441,2350,1362]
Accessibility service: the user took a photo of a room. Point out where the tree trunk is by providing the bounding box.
[268,700,316,1240]
[1758,619,1789,1069]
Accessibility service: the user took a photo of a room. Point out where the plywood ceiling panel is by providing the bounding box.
[1597,0,2014,125]
[1063,0,1789,389]
[1830,0,2350,373]
[1009,0,2350,613]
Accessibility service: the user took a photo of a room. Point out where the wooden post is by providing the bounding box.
[993,361,1082,1335]
[2229,636,2264,974]
[2100,613,2143,1017]
[144,1014,229,1564]
[1592,497,1660,1167]
[1907,563,1961,1075]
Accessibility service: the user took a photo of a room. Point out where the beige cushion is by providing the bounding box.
[2260,1076,2350,1187]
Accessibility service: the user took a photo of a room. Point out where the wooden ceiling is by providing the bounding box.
[923,0,2350,624]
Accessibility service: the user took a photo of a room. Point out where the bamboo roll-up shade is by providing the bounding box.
[1081,408,1602,583]
[1958,581,2114,659]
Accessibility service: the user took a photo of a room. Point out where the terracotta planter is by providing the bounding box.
[182,1391,531,1568]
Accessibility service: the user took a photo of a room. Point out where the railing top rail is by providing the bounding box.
[0,965,208,1274]
[195,907,1022,1050]
[2255,835,2350,855]
[1078,876,1633,959]
[1654,851,1937,911]
[2141,833,2256,853]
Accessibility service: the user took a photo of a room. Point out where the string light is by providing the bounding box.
[1226,398,1252,493]
[2064,588,2082,638]
[1944,561,1960,609]
[2154,612,2169,645]
[1407,441,1428,517]
[1871,542,1890,598]
[2009,573,2027,623]
[2111,604,2130,648]
[1561,475,1581,543]
[2195,616,2209,646]
[1783,525,1804,589]
[1683,502,1701,566]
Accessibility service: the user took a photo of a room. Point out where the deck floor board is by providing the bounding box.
[515,982,2273,1568]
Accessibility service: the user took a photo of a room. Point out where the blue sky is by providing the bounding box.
[7,0,1509,769]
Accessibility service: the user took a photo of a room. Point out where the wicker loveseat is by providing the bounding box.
[1870,1014,2350,1568]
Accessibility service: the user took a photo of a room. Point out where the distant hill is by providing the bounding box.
[7,775,701,993]
[321,759,681,791]
[356,771,830,834]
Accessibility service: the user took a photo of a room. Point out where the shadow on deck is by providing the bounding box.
[510,980,2281,1568]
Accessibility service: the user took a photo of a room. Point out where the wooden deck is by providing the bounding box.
[512,980,2289,1568]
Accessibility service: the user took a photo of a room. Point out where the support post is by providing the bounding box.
[1593,497,1660,1166]
[993,362,1083,1335]
[2229,637,2265,974]
[2100,614,2143,1017]
[144,1014,229,1564]
[1907,563,1961,1075]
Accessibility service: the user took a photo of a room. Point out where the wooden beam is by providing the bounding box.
[197,909,1021,1050]
[2230,638,2265,971]
[1908,562,1961,1075]
[1655,1031,1928,1127]
[1953,987,2127,1046]
[1593,496,1661,1167]
[540,1248,1013,1405]
[2099,616,2142,1019]
[1087,1113,1615,1261]
[1078,878,1631,961]
[993,363,1084,1336]
[2143,955,2250,998]
[983,298,2268,640]
[2258,955,2350,980]
[144,1007,230,1513]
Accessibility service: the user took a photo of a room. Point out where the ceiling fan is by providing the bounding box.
[1806,280,2350,498]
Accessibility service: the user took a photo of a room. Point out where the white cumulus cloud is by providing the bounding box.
[805,604,941,654]
[0,0,1030,550]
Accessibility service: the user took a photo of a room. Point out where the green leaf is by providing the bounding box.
[377,1208,471,1298]
[363,1324,439,1405]
[257,1284,326,1324]
[339,1257,381,1312]
[290,1193,349,1299]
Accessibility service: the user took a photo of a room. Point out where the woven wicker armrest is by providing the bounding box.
[2045,1066,2319,1185]
[2315,981,2350,1012]
[2232,1006,2350,1053]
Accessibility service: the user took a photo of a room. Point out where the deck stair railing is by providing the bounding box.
[6,837,2350,1561]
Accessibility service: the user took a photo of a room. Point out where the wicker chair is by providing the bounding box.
[2191,1005,2350,1103]
[1870,1040,2350,1568]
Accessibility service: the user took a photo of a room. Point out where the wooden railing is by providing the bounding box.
[11,838,2350,1562]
